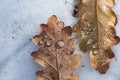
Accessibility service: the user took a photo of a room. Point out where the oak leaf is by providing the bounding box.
[73,0,120,74]
[31,15,82,80]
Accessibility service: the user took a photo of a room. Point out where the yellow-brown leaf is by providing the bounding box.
[73,0,120,74]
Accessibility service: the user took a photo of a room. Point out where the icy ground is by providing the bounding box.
[0,0,120,80]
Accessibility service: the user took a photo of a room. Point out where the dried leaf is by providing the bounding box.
[31,15,82,80]
[73,0,120,74]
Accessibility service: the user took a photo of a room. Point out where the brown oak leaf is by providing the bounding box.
[31,15,82,80]
[73,0,120,74]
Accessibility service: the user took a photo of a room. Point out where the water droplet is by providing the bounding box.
[87,39,93,45]
[88,24,91,27]
[74,6,78,12]
[67,52,71,54]
[58,52,62,54]
[46,40,52,47]
[83,27,87,30]
[109,33,113,36]
[39,41,43,45]
[93,27,96,30]
[93,45,96,48]
[88,28,93,31]
[57,41,65,48]
[93,50,98,55]
[103,41,106,44]
[48,53,51,54]
[58,29,62,32]
[85,31,89,35]
[73,27,77,31]
[44,35,48,38]
[100,41,106,45]
[51,48,55,51]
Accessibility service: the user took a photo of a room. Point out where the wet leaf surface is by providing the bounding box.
[31,15,82,80]
[73,0,120,74]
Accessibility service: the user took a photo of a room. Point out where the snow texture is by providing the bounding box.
[0,0,120,80]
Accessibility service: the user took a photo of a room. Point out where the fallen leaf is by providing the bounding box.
[31,15,82,80]
[73,0,120,74]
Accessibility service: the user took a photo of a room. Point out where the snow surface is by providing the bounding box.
[0,0,120,80]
